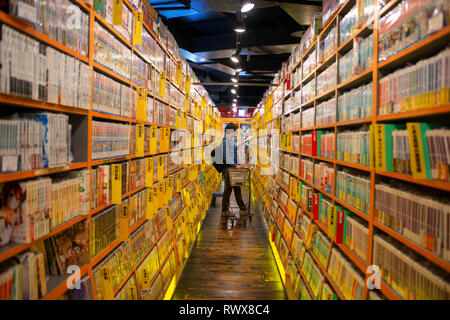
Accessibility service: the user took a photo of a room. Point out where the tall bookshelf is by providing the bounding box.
[0,0,222,300]
[250,0,450,300]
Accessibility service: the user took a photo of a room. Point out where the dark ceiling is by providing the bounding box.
[150,0,322,111]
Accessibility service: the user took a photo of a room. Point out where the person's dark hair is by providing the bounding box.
[224,123,238,132]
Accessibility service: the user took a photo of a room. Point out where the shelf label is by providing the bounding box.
[201,96,207,110]
[184,95,189,112]
[165,207,173,230]
[163,127,171,152]
[185,75,191,95]
[146,187,155,220]
[164,179,170,205]
[133,11,143,46]
[158,182,165,209]
[119,204,130,241]
[167,176,174,201]
[150,126,157,155]
[113,0,123,25]
[111,164,122,204]
[136,124,145,157]
[159,70,166,97]
[136,87,147,121]
[100,267,114,300]
[157,155,164,181]
[128,285,138,300]
[182,111,187,130]
[176,61,183,86]
[146,157,154,187]
[176,109,181,129]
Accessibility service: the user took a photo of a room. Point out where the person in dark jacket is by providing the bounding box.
[211,123,247,217]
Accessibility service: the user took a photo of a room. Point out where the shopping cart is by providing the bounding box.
[226,167,252,227]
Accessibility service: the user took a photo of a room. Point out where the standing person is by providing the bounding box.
[211,123,247,219]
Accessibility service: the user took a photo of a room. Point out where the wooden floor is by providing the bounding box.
[173,186,287,300]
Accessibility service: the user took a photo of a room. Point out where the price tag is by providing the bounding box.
[100,267,114,300]
[113,0,123,25]
[176,61,183,85]
[183,189,191,206]
[133,11,143,45]
[157,155,164,181]
[201,96,207,110]
[119,204,129,241]
[112,164,122,204]
[164,127,171,152]
[150,126,157,155]
[136,124,144,157]
[159,70,166,97]
[146,157,154,187]
[158,183,164,209]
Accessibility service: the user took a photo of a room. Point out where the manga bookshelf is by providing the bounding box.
[0,0,223,300]
[250,0,450,300]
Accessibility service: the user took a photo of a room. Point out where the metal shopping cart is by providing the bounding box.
[226,167,252,227]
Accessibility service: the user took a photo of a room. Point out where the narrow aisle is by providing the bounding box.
[173,188,287,300]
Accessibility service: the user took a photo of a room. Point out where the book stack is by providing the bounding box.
[302,80,315,105]
[373,234,450,299]
[300,158,313,183]
[317,25,337,64]
[343,214,369,261]
[327,247,365,299]
[43,220,90,276]
[339,5,357,45]
[301,108,315,129]
[318,132,335,159]
[301,133,313,154]
[337,82,372,122]
[95,0,133,42]
[313,162,334,193]
[311,230,331,268]
[90,205,120,258]
[378,0,449,62]
[135,246,160,300]
[322,0,344,28]
[91,121,130,160]
[92,242,133,300]
[129,158,145,191]
[336,129,370,166]
[115,276,137,300]
[130,220,157,266]
[129,189,146,227]
[338,35,373,84]
[0,25,90,107]
[378,48,450,116]
[299,182,313,212]
[335,169,370,215]
[132,54,148,88]
[91,162,129,209]
[316,97,336,126]
[303,51,316,79]
[374,182,450,260]
[316,62,337,95]
[301,252,324,298]
[94,22,132,80]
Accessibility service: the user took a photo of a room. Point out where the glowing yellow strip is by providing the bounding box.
[163,275,177,300]
[268,231,286,285]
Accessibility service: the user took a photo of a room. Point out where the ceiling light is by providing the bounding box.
[231,77,238,83]
[236,68,242,72]
[234,20,246,33]
[233,103,237,107]
[241,1,254,13]
[233,107,237,112]
[234,84,238,87]
[230,54,239,63]
[233,99,237,102]
[231,89,236,94]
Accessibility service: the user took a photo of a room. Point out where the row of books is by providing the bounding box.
[310,230,331,268]
[335,169,370,215]
[373,233,449,299]
[318,132,335,159]
[336,129,370,166]
[95,0,133,43]
[327,247,365,299]
[281,112,300,132]
[313,162,334,194]
[338,35,373,84]
[90,205,120,258]
[374,181,450,261]
[302,79,315,105]
[339,5,357,45]
[7,0,90,56]
[301,252,324,298]
[317,62,337,95]
[338,82,372,122]
[372,123,449,182]
[91,121,130,160]
[316,97,336,126]
[0,25,91,109]
[317,26,337,64]
[378,0,449,62]
[94,22,132,80]
[378,48,450,116]
[303,50,316,79]
[93,71,134,118]
[0,112,71,173]
[0,170,89,248]
[301,108,315,129]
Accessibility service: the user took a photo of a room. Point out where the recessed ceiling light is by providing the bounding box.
[231,89,236,94]
[241,1,254,13]
[234,20,246,33]
[236,68,243,72]
[231,77,238,83]
[230,54,239,63]
[233,99,237,102]
[233,84,238,87]
[233,103,237,107]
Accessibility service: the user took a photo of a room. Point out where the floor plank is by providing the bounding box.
[173,188,287,300]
